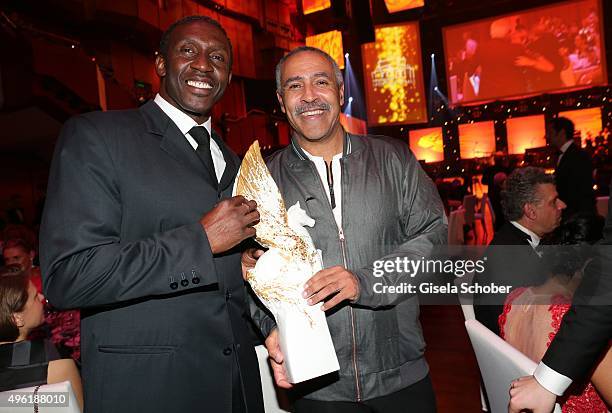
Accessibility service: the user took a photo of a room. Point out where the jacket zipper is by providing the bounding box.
[305,158,362,401]
[339,227,362,401]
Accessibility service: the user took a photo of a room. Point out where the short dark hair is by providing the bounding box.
[0,266,29,342]
[550,117,575,142]
[501,167,555,221]
[159,15,233,70]
[275,46,344,93]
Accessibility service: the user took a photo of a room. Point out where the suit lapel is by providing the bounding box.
[556,142,575,172]
[213,129,239,193]
[140,101,221,188]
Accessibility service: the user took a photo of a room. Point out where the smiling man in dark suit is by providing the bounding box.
[40,16,263,413]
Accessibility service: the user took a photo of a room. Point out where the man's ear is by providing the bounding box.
[339,82,345,107]
[523,203,536,220]
[276,91,286,114]
[12,313,24,328]
[228,72,232,86]
[155,54,167,77]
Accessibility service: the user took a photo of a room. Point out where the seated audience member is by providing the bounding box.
[0,266,83,410]
[474,167,566,335]
[2,239,81,361]
[499,214,611,411]
[2,238,42,292]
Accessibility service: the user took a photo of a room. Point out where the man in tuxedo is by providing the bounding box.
[550,117,596,218]
[474,167,566,335]
[508,181,612,413]
[40,16,263,413]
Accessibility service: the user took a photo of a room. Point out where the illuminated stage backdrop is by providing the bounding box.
[384,0,425,13]
[340,114,367,135]
[302,0,331,14]
[362,23,427,126]
[443,0,607,105]
[459,121,496,159]
[558,107,603,144]
[506,115,546,155]
[409,127,444,163]
[306,30,344,69]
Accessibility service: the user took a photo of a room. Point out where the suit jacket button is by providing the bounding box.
[181,279,189,287]
[223,347,232,356]
[170,282,178,290]
[192,277,200,284]
[225,290,232,300]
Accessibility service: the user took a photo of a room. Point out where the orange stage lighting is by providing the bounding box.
[362,23,427,126]
[558,107,602,145]
[409,127,444,163]
[302,0,331,15]
[506,115,546,155]
[384,0,425,13]
[306,30,345,69]
[459,121,496,159]
[340,114,367,135]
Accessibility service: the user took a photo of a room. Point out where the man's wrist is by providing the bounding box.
[533,362,572,396]
[349,272,361,303]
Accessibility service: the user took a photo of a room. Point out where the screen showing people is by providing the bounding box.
[444,0,606,104]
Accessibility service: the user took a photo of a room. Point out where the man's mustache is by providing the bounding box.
[294,102,331,116]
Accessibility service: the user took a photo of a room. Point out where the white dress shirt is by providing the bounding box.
[534,362,572,396]
[302,149,343,229]
[556,140,573,166]
[510,221,541,251]
[154,94,226,181]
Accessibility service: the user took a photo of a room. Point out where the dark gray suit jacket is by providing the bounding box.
[40,101,263,413]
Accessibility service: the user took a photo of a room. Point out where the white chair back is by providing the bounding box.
[0,380,80,413]
[464,319,562,413]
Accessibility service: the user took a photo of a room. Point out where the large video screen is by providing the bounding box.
[558,107,602,144]
[444,0,607,105]
[459,121,496,159]
[362,23,427,125]
[506,115,547,155]
[409,127,444,163]
[306,30,344,69]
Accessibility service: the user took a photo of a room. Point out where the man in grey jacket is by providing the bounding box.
[247,46,447,412]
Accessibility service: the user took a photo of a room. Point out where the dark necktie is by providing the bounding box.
[189,126,218,187]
